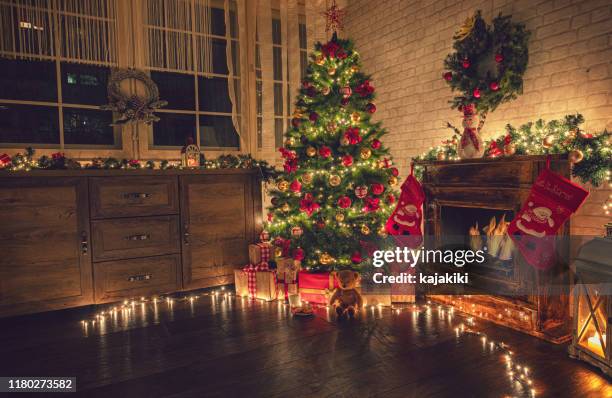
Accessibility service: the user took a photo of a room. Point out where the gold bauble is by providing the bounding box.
[378,226,388,237]
[543,135,554,148]
[340,136,350,146]
[274,247,283,257]
[504,143,516,156]
[285,137,295,146]
[329,174,342,187]
[335,212,345,222]
[306,146,317,157]
[301,172,313,184]
[351,65,359,73]
[322,86,331,95]
[569,149,584,164]
[319,252,334,265]
[326,121,337,132]
[436,151,446,161]
[315,55,325,66]
[328,67,336,75]
[389,176,399,186]
[360,147,372,159]
[277,179,289,191]
[361,225,371,235]
[281,203,290,212]
[351,112,361,123]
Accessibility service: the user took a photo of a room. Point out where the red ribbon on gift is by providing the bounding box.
[242,262,278,299]
[256,243,271,262]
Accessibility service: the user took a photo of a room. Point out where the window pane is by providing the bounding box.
[0,104,59,144]
[299,23,307,49]
[211,38,229,74]
[199,114,239,148]
[61,63,109,105]
[272,18,281,45]
[153,112,196,147]
[198,76,231,112]
[274,118,283,148]
[0,58,57,102]
[273,82,283,116]
[210,7,225,36]
[151,71,195,110]
[63,108,115,146]
[273,46,282,80]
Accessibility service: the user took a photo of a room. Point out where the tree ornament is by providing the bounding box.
[360,225,371,235]
[363,196,380,212]
[281,203,290,212]
[386,194,395,204]
[489,81,499,91]
[351,65,359,73]
[504,143,516,156]
[338,195,352,208]
[542,135,554,148]
[378,225,388,237]
[290,179,302,192]
[344,127,362,144]
[462,58,471,69]
[437,151,446,161]
[319,145,332,158]
[495,53,504,63]
[292,118,301,128]
[277,179,289,191]
[355,185,368,198]
[319,252,334,265]
[569,149,584,164]
[328,66,336,75]
[360,147,372,159]
[366,103,376,113]
[388,176,399,186]
[306,146,317,157]
[443,71,453,81]
[351,251,362,264]
[285,137,295,146]
[335,212,345,222]
[391,167,399,176]
[340,86,352,98]
[309,112,319,122]
[300,193,320,216]
[316,219,326,229]
[271,197,279,206]
[293,247,305,261]
[301,172,313,184]
[315,55,325,65]
[329,174,342,187]
[291,226,303,237]
[473,88,481,98]
[340,136,350,146]
[351,112,361,123]
[371,139,382,149]
[322,86,331,95]
[340,97,350,106]
[327,121,338,132]
[371,183,385,195]
[342,154,354,166]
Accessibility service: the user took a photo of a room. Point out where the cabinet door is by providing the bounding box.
[180,174,259,289]
[0,177,93,317]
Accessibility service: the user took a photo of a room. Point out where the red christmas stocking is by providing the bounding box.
[386,163,425,248]
[507,158,588,269]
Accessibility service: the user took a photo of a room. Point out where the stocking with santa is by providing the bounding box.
[385,163,425,248]
[507,158,589,269]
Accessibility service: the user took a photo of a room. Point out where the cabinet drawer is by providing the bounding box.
[89,176,179,218]
[94,255,181,303]
[91,216,180,262]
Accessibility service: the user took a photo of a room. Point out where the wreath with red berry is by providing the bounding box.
[443,10,530,115]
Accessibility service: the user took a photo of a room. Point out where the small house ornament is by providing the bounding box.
[181,138,201,168]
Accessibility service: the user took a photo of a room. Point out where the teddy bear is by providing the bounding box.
[329,270,363,319]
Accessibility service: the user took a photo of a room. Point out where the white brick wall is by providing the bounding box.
[344,0,612,235]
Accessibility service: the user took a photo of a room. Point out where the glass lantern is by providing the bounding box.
[569,237,612,376]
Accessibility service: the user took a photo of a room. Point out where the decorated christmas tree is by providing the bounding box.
[264,33,398,272]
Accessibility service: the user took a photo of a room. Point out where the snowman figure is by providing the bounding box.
[516,202,554,238]
[457,111,485,159]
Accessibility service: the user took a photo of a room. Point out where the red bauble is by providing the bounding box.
[366,103,376,113]
[462,59,470,69]
[495,53,504,63]
[340,86,352,98]
[391,167,399,176]
[386,194,395,204]
[319,145,331,158]
[342,154,354,167]
[316,219,326,229]
[371,139,382,149]
[473,88,481,98]
[302,80,311,89]
[371,183,385,195]
[489,81,499,91]
[338,196,352,209]
[344,127,362,145]
[290,179,302,192]
[293,248,305,261]
[291,118,301,128]
[309,112,319,122]
[341,97,350,106]
[351,251,362,264]
[267,212,274,222]
[355,185,368,199]
[363,196,380,212]
[443,71,453,81]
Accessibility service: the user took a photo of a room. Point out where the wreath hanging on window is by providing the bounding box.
[443,10,530,115]
[100,68,168,125]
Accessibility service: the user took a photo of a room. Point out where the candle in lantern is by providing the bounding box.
[586,333,606,356]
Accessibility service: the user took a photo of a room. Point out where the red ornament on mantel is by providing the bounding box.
[0,153,11,168]
[489,81,499,91]
[473,88,481,98]
[443,71,453,81]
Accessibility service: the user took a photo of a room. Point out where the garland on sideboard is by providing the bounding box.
[414,114,611,188]
[0,148,278,182]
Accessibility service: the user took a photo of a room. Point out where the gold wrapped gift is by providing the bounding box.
[248,242,272,264]
[276,257,301,282]
[234,268,277,301]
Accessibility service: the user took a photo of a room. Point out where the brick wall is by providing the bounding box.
[344,0,612,235]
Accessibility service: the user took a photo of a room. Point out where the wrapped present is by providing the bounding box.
[277,281,298,301]
[276,257,301,283]
[298,270,339,305]
[234,263,278,301]
[248,242,272,264]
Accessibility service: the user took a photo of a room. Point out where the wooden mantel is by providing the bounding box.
[0,168,263,318]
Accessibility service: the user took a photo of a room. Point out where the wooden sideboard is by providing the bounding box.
[0,169,262,318]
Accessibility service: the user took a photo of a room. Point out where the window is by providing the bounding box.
[0,0,120,148]
[145,0,241,149]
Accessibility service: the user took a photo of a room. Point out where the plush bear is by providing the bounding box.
[329,270,363,319]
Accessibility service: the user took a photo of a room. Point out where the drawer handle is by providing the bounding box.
[128,274,152,282]
[123,192,152,199]
[125,233,150,241]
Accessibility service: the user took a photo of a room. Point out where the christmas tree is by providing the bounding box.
[265,33,399,271]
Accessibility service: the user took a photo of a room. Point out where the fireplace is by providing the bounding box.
[418,155,572,343]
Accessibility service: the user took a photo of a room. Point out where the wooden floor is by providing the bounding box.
[0,290,609,398]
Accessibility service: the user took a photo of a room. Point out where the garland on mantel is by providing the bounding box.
[414,114,612,189]
[0,148,278,182]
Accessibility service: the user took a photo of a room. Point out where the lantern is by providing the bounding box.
[181,141,200,168]
[568,235,612,376]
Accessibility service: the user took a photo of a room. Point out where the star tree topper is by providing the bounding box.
[323,0,346,34]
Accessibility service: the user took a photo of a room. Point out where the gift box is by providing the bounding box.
[276,257,301,282]
[277,281,298,301]
[234,264,278,301]
[298,270,339,305]
[248,242,272,264]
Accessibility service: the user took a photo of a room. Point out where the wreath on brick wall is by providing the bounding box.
[443,10,530,115]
